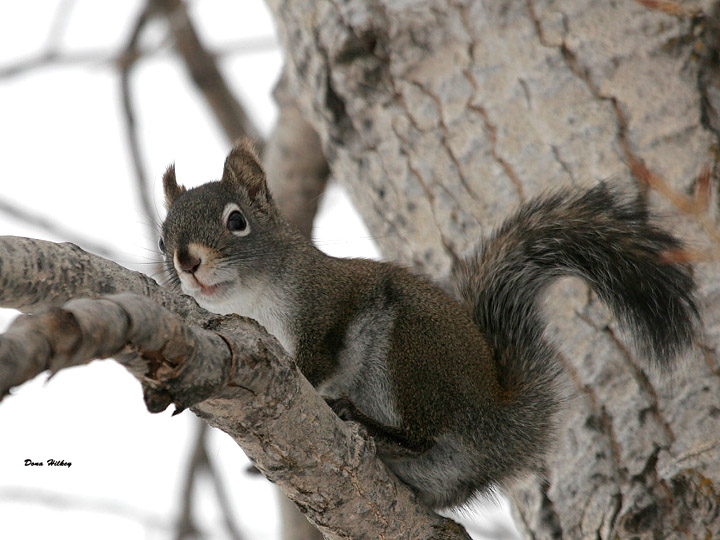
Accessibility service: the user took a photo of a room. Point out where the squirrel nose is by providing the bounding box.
[177,249,201,274]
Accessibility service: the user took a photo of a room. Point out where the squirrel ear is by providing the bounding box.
[163,164,186,208]
[221,138,274,210]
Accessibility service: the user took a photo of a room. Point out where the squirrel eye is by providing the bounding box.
[222,203,251,237]
[158,237,166,253]
[227,210,248,233]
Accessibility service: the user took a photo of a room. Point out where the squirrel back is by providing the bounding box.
[160,141,699,510]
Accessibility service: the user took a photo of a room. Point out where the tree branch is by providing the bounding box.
[175,421,246,540]
[151,0,263,144]
[0,488,171,532]
[0,198,122,260]
[0,236,470,540]
[118,3,159,248]
[0,39,276,81]
[200,424,247,540]
[43,0,77,52]
[263,71,330,239]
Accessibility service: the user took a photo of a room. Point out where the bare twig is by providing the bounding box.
[0,197,122,260]
[0,38,277,81]
[44,0,77,52]
[175,419,205,540]
[0,488,171,532]
[151,0,263,144]
[0,51,107,78]
[118,3,160,258]
[212,35,278,57]
[176,420,245,540]
[201,429,246,540]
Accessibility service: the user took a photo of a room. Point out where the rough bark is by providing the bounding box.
[264,0,720,537]
[264,71,330,239]
[0,236,470,540]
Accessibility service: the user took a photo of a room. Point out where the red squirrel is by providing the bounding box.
[159,140,698,509]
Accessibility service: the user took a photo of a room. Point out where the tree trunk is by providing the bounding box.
[264,0,720,537]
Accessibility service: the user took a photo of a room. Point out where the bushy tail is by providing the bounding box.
[456,182,698,386]
[452,182,698,490]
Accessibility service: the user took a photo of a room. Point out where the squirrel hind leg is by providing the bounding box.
[325,396,431,458]
[385,433,502,510]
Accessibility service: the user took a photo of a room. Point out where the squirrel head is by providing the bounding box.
[159,139,295,311]
[163,138,277,214]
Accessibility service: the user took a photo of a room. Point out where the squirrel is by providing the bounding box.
[159,139,698,510]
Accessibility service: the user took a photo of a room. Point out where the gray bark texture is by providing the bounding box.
[264,0,720,538]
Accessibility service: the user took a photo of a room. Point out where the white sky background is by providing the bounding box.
[0,1,518,539]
